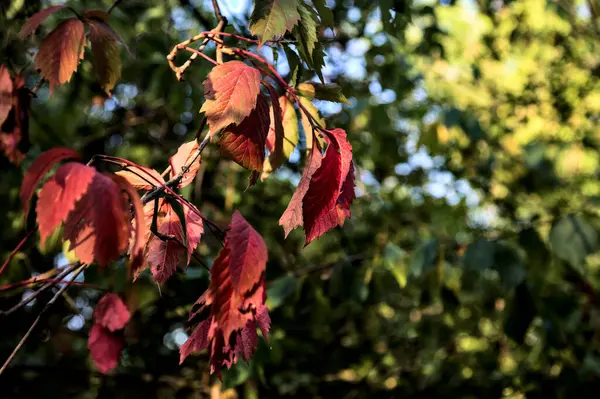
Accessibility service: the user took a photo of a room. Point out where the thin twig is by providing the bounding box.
[0,231,33,277]
[107,0,123,14]
[0,263,87,375]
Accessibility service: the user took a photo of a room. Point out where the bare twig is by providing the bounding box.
[107,0,123,14]
[0,263,87,375]
[0,231,33,277]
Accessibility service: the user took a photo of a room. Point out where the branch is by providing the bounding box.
[0,231,33,277]
[0,263,87,375]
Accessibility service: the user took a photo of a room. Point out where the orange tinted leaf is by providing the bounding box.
[87,20,122,95]
[0,65,13,126]
[36,163,95,246]
[219,93,270,172]
[20,147,81,218]
[112,174,150,276]
[94,293,131,332]
[200,61,261,133]
[19,5,68,39]
[63,172,130,266]
[88,324,123,374]
[35,18,86,94]
[169,140,200,188]
[82,9,110,23]
[179,211,268,375]
[115,166,165,190]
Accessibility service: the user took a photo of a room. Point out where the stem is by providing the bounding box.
[0,231,33,277]
[107,0,123,14]
[0,263,87,375]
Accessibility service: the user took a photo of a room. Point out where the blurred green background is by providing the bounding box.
[3,0,600,397]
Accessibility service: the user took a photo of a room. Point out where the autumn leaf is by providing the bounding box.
[144,200,203,284]
[263,94,298,180]
[88,323,124,374]
[94,293,131,332]
[36,163,95,246]
[112,174,150,275]
[169,139,201,188]
[279,144,323,237]
[63,172,130,266]
[20,147,81,218]
[35,18,86,94]
[0,65,13,126]
[249,0,301,46]
[19,5,68,39]
[115,165,165,191]
[298,96,325,151]
[219,93,270,172]
[279,128,355,244]
[86,19,122,95]
[180,211,269,375]
[200,61,262,133]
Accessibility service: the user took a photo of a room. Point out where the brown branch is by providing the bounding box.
[0,231,33,277]
[0,263,87,375]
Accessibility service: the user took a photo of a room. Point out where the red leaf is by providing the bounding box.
[179,211,268,375]
[86,19,122,95]
[264,86,285,170]
[94,293,131,332]
[200,61,261,133]
[1,74,30,165]
[19,5,68,39]
[279,128,355,244]
[88,324,123,374]
[20,147,81,217]
[278,144,323,237]
[115,165,165,190]
[35,18,86,94]
[112,174,150,276]
[63,172,130,266]
[145,201,203,284]
[303,128,353,244]
[36,162,95,246]
[219,93,270,172]
[0,65,13,126]
[169,140,200,188]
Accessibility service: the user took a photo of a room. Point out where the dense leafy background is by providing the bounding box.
[2,0,600,397]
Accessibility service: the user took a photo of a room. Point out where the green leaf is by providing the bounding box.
[293,3,326,82]
[249,0,301,46]
[283,45,301,86]
[266,275,298,309]
[550,214,599,272]
[382,242,407,288]
[313,0,334,27]
[503,282,536,344]
[410,238,438,277]
[464,239,525,290]
[296,82,350,105]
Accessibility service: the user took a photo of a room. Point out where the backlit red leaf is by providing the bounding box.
[200,61,261,133]
[19,5,68,39]
[278,144,323,237]
[303,128,352,244]
[279,128,355,244]
[87,20,122,95]
[115,165,165,190]
[36,162,95,246]
[0,65,13,126]
[144,200,203,284]
[88,324,123,374]
[63,172,130,266]
[169,139,200,188]
[20,147,81,218]
[94,293,131,332]
[35,18,86,94]
[219,93,270,172]
[112,174,150,276]
[179,211,268,375]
